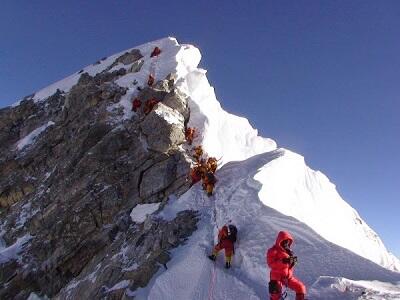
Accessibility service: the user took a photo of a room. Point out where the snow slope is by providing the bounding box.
[170,39,400,273]
[309,276,400,300]
[138,151,400,299]
[13,37,400,298]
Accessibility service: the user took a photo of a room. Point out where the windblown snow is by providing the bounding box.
[15,121,55,150]
[130,203,161,223]
[12,37,400,299]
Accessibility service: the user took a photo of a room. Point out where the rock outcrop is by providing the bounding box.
[0,47,197,299]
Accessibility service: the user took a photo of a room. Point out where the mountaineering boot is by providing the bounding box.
[208,254,216,261]
[225,261,231,269]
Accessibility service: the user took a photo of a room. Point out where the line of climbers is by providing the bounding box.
[132,97,159,115]
[131,46,162,114]
[143,45,306,300]
[208,225,306,300]
[188,144,218,197]
[130,45,219,196]
[184,126,219,197]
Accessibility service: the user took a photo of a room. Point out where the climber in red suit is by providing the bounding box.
[148,74,155,86]
[131,98,141,112]
[266,231,306,300]
[150,46,161,57]
[208,224,237,269]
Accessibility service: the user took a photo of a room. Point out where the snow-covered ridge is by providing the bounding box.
[13,37,399,274]
[13,37,276,164]
[139,150,400,299]
[169,39,400,272]
[255,149,400,272]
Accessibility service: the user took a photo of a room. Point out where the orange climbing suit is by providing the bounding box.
[185,127,196,145]
[212,226,234,262]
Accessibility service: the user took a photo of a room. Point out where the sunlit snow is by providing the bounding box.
[9,37,400,299]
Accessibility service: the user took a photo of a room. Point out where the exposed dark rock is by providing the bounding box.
[0,64,196,300]
[55,210,199,300]
[129,59,144,73]
[114,49,143,66]
[140,103,185,153]
[105,49,144,73]
[163,89,190,122]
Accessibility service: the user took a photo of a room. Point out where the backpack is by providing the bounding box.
[206,172,216,184]
[227,225,237,243]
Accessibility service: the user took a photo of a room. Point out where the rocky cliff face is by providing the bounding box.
[0,47,198,299]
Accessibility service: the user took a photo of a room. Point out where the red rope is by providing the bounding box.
[207,200,218,300]
[207,262,217,300]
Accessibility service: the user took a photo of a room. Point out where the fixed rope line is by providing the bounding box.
[207,196,218,300]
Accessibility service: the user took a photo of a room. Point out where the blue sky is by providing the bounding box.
[1,1,399,257]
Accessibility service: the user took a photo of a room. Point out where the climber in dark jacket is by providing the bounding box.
[202,171,216,197]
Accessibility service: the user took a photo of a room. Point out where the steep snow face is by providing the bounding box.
[171,40,399,272]
[254,150,400,272]
[176,66,277,165]
[136,151,400,300]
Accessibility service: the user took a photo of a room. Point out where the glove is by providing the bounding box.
[282,256,297,265]
[282,257,291,264]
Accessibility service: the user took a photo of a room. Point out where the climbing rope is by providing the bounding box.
[207,196,218,300]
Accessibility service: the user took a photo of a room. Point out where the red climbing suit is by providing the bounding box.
[143,98,159,115]
[150,46,161,57]
[266,231,306,300]
[214,225,234,257]
[131,98,141,112]
[147,74,155,86]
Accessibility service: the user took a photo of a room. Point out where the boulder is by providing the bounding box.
[163,89,190,121]
[139,157,177,199]
[140,103,185,153]
[129,59,144,73]
[114,49,143,65]
[105,49,144,73]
